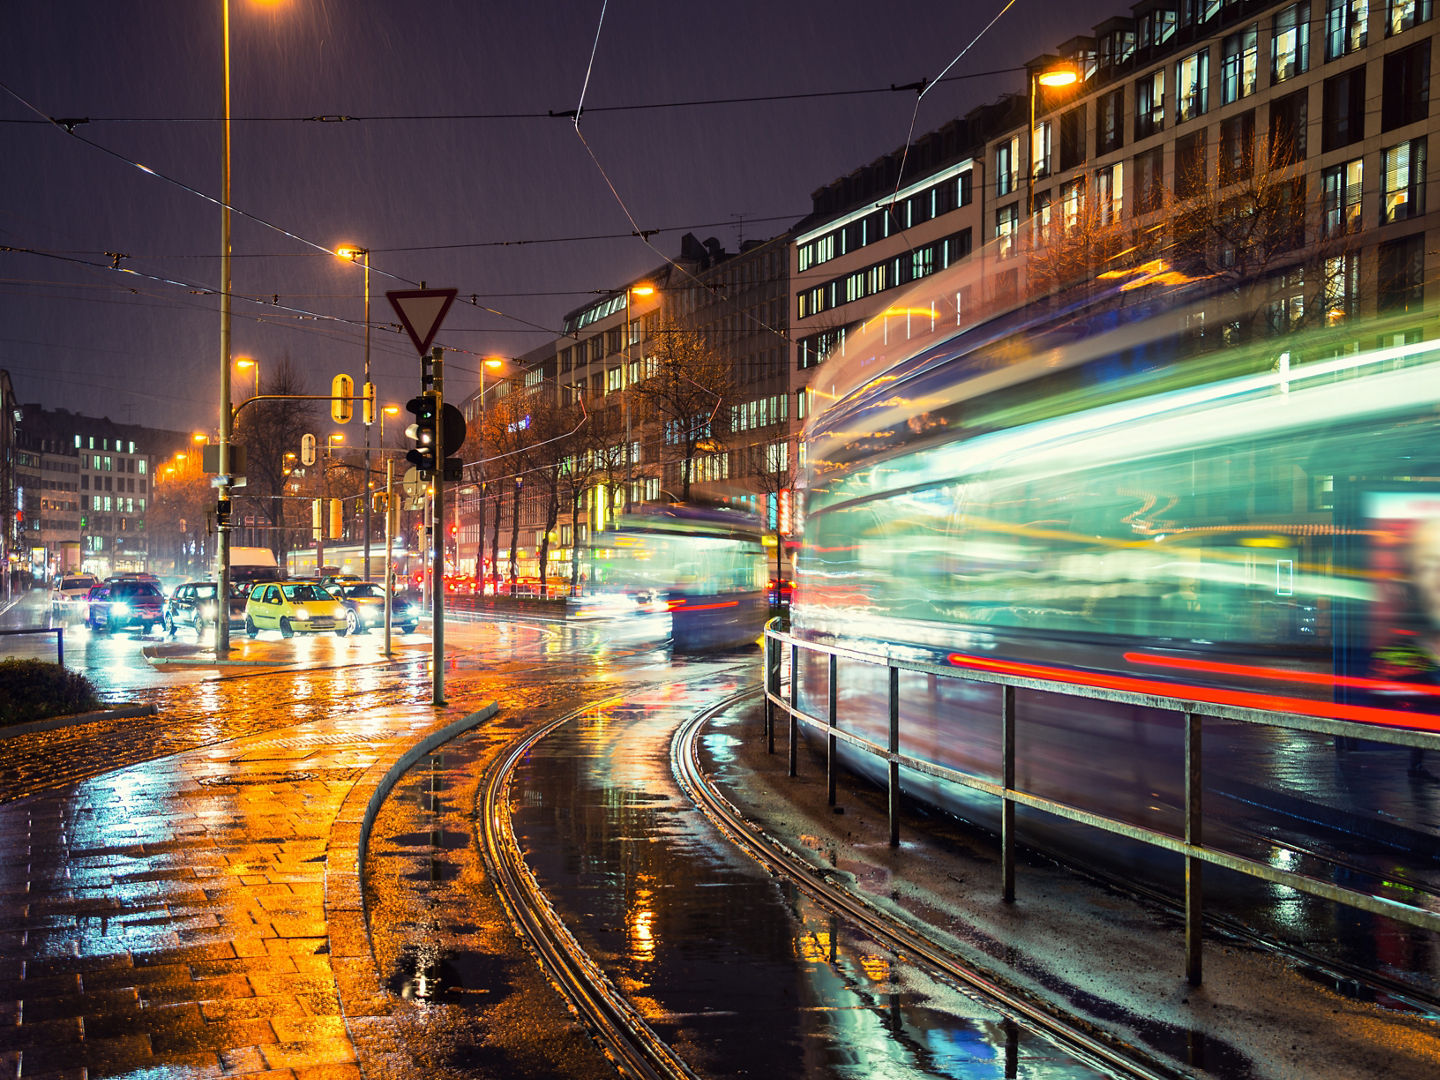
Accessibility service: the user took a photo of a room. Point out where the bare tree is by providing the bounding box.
[560,395,624,592]
[232,355,319,560]
[746,434,798,595]
[631,318,734,502]
[520,386,583,596]
[481,390,535,591]
[150,452,214,577]
[1163,133,1361,338]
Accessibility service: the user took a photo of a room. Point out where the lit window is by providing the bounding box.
[1382,138,1427,221]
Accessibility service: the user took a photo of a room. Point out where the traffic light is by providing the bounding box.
[300,433,316,467]
[362,381,376,426]
[332,373,354,424]
[405,393,438,477]
[329,498,343,540]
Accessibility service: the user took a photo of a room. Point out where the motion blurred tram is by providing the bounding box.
[791,263,1440,864]
[596,503,768,651]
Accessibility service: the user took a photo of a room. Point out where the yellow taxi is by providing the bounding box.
[243,580,345,638]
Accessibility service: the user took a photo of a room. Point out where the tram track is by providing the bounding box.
[671,688,1182,1080]
[476,699,702,1080]
[474,682,1179,1079]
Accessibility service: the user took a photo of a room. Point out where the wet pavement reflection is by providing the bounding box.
[512,676,1109,1078]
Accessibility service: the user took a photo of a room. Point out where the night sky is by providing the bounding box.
[2,1,1117,434]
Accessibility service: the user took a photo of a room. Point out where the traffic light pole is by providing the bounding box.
[430,346,446,706]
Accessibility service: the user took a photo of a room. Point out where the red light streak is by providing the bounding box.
[667,599,739,612]
[1123,651,1440,698]
[944,653,1440,733]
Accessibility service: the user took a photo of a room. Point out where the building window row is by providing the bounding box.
[799,170,973,271]
[797,229,971,318]
[730,393,789,434]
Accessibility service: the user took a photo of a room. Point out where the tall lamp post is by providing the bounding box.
[477,357,504,595]
[621,283,655,513]
[336,246,372,580]
[216,0,237,656]
[1026,60,1080,217]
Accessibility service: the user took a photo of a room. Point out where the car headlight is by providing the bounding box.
[111,601,130,615]
[293,607,311,620]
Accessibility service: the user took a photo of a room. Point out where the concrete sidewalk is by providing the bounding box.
[0,692,492,1079]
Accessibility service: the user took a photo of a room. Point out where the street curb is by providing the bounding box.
[0,703,157,740]
[323,701,499,1039]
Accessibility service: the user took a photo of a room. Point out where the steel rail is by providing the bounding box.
[672,686,1181,1080]
[476,702,700,1080]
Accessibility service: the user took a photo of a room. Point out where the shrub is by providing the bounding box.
[0,659,101,726]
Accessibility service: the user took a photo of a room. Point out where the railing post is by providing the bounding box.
[1184,709,1204,986]
[827,653,838,806]
[764,631,778,754]
[788,641,799,778]
[888,665,900,847]
[55,627,64,669]
[1001,683,1016,903]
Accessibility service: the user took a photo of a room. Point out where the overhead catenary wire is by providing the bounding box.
[0,78,565,352]
[0,66,1029,127]
[567,1,1023,355]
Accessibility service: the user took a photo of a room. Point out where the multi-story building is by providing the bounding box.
[14,406,190,580]
[455,231,795,590]
[978,0,1436,330]
[792,0,1439,394]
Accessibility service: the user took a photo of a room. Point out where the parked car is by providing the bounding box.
[86,579,165,635]
[243,581,345,638]
[163,580,247,638]
[330,581,420,635]
[50,573,98,618]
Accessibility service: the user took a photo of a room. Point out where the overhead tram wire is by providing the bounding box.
[0,79,566,351]
[0,65,1030,127]
[565,3,1021,354]
[883,0,1022,264]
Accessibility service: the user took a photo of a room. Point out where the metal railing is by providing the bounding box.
[763,623,1440,985]
[0,626,65,666]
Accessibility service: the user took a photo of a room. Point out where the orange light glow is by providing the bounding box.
[630,283,656,297]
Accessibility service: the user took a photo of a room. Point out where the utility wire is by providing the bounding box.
[0,67,1026,127]
[0,79,564,349]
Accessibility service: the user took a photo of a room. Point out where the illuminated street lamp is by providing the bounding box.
[235,356,259,401]
[336,244,373,579]
[379,402,401,443]
[622,282,656,512]
[217,0,288,655]
[475,357,507,594]
[1027,59,1081,216]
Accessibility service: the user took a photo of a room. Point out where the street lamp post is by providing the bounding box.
[621,283,654,514]
[1027,60,1080,217]
[216,0,236,657]
[336,247,372,580]
[235,356,259,402]
[477,357,503,595]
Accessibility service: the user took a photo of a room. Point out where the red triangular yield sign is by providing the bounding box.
[387,288,457,356]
